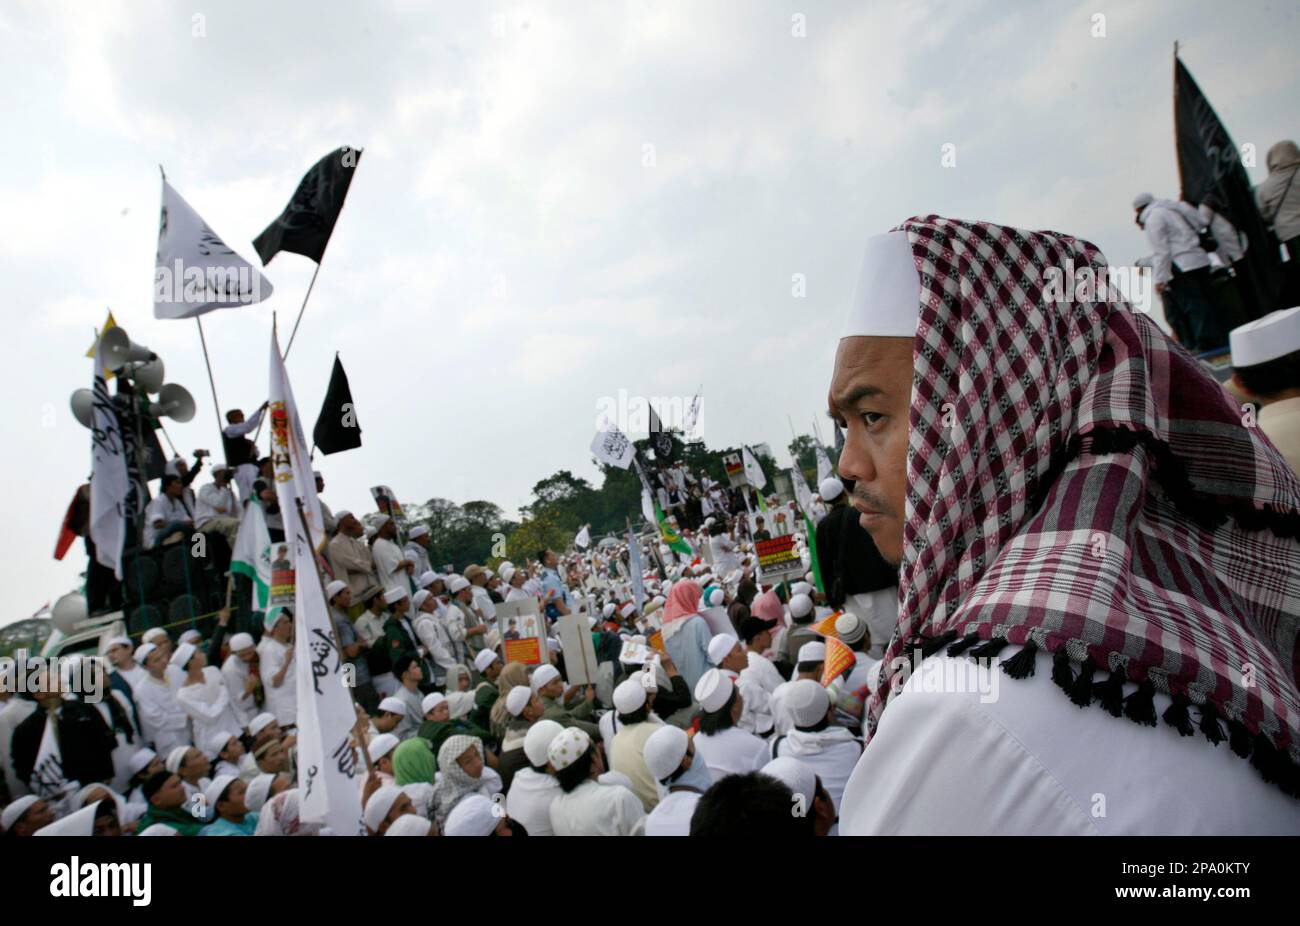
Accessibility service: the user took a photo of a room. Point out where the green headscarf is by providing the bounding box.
[392,738,436,786]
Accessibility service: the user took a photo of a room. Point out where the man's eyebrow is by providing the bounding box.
[830,384,884,410]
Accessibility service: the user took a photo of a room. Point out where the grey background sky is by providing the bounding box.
[4,0,1297,623]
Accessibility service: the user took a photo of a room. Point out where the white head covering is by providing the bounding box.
[789,593,813,619]
[378,696,406,716]
[245,774,276,812]
[229,632,255,652]
[385,814,433,836]
[1132,192,1154,209]
[444,794,499,836]
[787,678,831,727]
[412,590,432,611]
[643,724,689,781]
[447,691,475,721]
[169,642,196,669]
[1,795,41,831]
[474,650,499,673]
[363,785,405,832]
[819,477,844,501]
[449,576,471,594]
[325,579,348,601]
[791,581,813,597]
[409,525,430,540]
[620,601,636,618]
[530,664,560,692]
[418,570,438,589]
[523,719,564,767]
[612,678,648,715]
[797,641,826,663]
[142,627,167,644]
[127,748,157,778]
[762,756,817,811]
[203,775,239,810]
[383,587,407,605]
[165,745,192,775]
[248,713,276,736]
[505,685,532,717]
[547,727,591,771]
[835,611,868,645]
[1231,306,1300,368]
[707,589,725,607]
[694,668,734,714]
[179,629,201,645]
[334,509,353,522]
[707,633,739,666]
[205,730,236,760]
[421,692,447,715]
[369,733,400,763]
[133,642,157,664]
[842,231,921,339]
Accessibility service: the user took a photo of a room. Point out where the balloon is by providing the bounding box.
[51,593,88,635]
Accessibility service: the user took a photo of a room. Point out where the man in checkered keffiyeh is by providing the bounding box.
[829,216,1300,833]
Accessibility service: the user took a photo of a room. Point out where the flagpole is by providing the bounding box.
[195,317,224,437]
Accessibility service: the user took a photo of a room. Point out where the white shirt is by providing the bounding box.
[195,482,238,528]
[143,494,192,547]
[414,612,457,676]
[725,668,773,736]
[134,673,191,754]
[505,768,562,837]
[176,666,246,746]
[1140,199,1212,285]
[549,779,646,836]
[471,585,497,623]
[257,637,297,726]
[772,726,862,814]
[220,654,256,729]
[372,537,410,595]
[112,664,146,692]
[643,789,701,836]
[839,650,1300,835]
[693,726,769,783]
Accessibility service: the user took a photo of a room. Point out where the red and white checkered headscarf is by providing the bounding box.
[867,215,1300,796]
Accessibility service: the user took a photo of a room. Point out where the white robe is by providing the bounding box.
[372,537,409,595]
[505,768,562,837]
[839,649,1300,835]
[548,779,646,836]
[693,726,769,783]
[220,654,256,729]
[133,674,191,754]
[771,726,862,814]
[256,637,297,726]
[643,789,701,836]
[177,666,246,746]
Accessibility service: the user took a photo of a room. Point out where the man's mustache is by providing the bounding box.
[851,485,892,516]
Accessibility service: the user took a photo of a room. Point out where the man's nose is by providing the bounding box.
[837,421,876,485]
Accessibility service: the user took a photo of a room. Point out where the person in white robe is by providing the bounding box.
[504,720,565,837]
[132,643,190,754]
[768,679,861,815]
[546,727,645,837]
[372,516,413,594]
[173,643,245,750]
[220,633,258,729]
[642,725,712,836]
[706,633,772,736]
[691,669,768,782]
[256,608,296,728]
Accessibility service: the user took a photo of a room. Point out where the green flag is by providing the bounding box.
[655,500,693,556]
[804,512,824,595]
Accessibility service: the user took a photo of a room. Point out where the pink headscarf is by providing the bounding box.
[662,582,702,625]
[750,590,783,624]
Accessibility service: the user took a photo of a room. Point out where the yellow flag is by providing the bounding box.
[86,310,118,379]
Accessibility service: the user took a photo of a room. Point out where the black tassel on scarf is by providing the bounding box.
[967,636,1009,660]
[1123,678,1157,727]
[1067,655,1096,707]
[1198,701,1225,746]
[1051,647,1074,695]
[1161,693,1195,737]
[946,631,983,657]
[999,637,1038,679]
[1092,665,1126,717]
[919,629,959,659]
[1228,720,1254,759]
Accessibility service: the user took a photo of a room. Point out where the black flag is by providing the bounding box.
[313,354,362,455]
[255,147,362,265]
[1174,56,1282,318]
[648,403,674,461]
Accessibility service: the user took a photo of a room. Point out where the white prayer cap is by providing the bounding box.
[819,477,844,501]
[105,635,132,651]
[843,231,921,339]
[1132,192,1154,209]
[325,579,348,601]
[365,526,378,540]
[412,590,432,611]
[127,748,157,778]
[505,685,533,717]
[245,774,275,812]
[1,795,41,831]
[409,525,430,539]
[707,633,739,666]
[417,571,438,588]
[421,692,447,715]
[835,611,867,645]
[694,668,734,713]
[643,725,689,781]
[797,641,826,663]
[484,568,495,580]
[248,712,276,736]
[586,615,598,628]
[1231,306,1300,368]
[474,650,499,673]
[547,727,591,771]
[447,691,474,721]
[205,730,236,759]
[523,719,565,767]
[620,602,636,618]
[383,587,408,605]
[378,696,407,716]
[368,733,400,763]
[179,629,201,645]
[229,632,255,652]
[613,678,648,715]
[761,757,817,811]
[789,593,814,619]
[602,603,616,619]
[791,581,813,597]
[203,775,239,810]
[143,627,168,644]
[133,642,157,664]
[169,642,196,670]
[386,814,432,836]
[500,566,517,585]
[334,510,353,522]
[531,664,561,691]
[445,794,499,836]
[138,823,178,836]
[707,588,725,607]
[787,678,831,727]
[449,577,471,594]
[165,745,191,775]
[375,514,393,528]
[363,785,404,832]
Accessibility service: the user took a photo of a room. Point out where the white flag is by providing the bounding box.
[627,527,646,613]
[814,438,834,485]
[230,498,272,612]
[269,325,365,835]
[683,392,703,439]
[31,713,75,814]
[574,525,591,550]
[591,425,635,469]
[741,445,768,490]
[89,342,128,579]
[154,178,273,320]
[791,465,814,517]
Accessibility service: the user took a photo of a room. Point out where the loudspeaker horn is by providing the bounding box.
[150,383,196,422]
[100,327,155,372]
[70,389,95,428]
[134,357,166,393]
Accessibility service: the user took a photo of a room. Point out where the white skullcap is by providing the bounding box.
[791,581,813,597]
[1,795,41,831]
[421,692,447,716]
[602,603,616,619]
[248,713,276,736]
[127,748,157,778]
[444,794,499,836]
[835,611,867,645]
[374,514,393,528]
[819,477,844,501]
[612,678,648,715]
[1132,192,1154,209]
[523,719,565,767]
[179,629,201,645]
[363,785,404,832]
[789,593,813,618]
[325,579,348,601]
[365,526,378,539]
[133,642,157,664]
[229,632,254,652]
[383,587,407,605]
[842,231,920,339]
[694,668,734,713]
[245,774,275,812]
[334,509,353,521]
[449,577,471,593]
[500,566,517,585]
[417,570,437,588]
[411,590,432,611]
[205,730,236,760]
[106,635,132,651]
[707,589,725,607]
[385,814,432,836]
[620,601,636,618]
[547,727,591,771]
[474,649,499,673]
[762,756,817,811]
[707,633,739,666]
[165,745,191,775]
[787,678,831,727]
[143,627,167,644]
[378,696,407,716]
[447,691,474,721]
[138,823,179,836]
[643,725,690,781]
[409,525,430,539]
[483,569,495,580]
[1231,306,1300,368]
[797,641,826,663]
[505,685,533,717]
[368,733,400,763]
[203,775,239,810]
[169,642,197,670]
[530,664,560,692]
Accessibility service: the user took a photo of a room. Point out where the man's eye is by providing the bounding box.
[860,412,884,427]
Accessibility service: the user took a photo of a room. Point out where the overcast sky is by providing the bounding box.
[4,0,1298,624]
